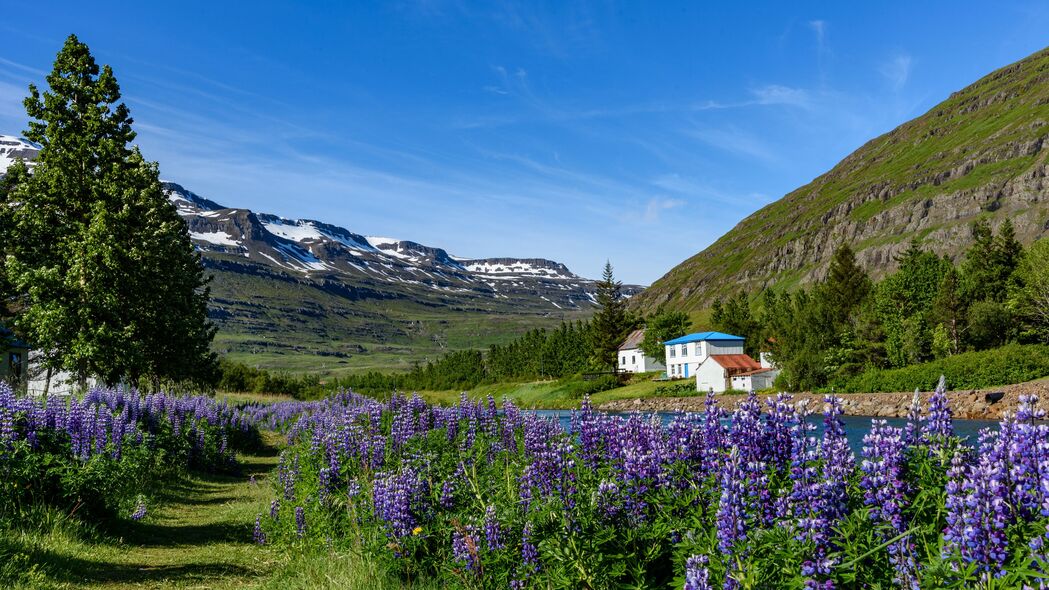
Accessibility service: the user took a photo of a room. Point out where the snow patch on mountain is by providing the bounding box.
[189,230,241,247]
[0,135,40,173]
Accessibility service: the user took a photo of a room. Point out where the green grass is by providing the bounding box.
[412,373,683,409]
[2,432,424,590]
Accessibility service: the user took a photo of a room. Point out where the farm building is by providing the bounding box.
[662,331,780,392]
[617,329,665,374]
[663,331,745,380]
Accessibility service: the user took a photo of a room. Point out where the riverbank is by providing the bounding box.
[596,377,1049,419]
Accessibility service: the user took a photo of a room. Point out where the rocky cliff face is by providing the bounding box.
[633,47,1049,313]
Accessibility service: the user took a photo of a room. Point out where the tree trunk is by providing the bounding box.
[42,365,52,399]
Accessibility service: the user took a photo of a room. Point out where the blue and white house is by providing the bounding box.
[662,331,745,380]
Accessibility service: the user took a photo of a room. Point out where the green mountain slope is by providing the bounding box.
[633,47,1049,313]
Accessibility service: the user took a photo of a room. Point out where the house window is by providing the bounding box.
[8,352,22,381]
[669,347,676,358]
[621,356,627,366]
[632,355,636,364]
[680,344,687,356]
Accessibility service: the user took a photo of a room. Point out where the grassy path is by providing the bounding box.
[21,435,282,590]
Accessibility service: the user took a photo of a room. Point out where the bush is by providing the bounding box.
[838,343,1049,392]
[566,374,621,398]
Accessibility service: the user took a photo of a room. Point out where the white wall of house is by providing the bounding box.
[695,358,730,393]
[26,351,95,397]
[665,339,744,380]
[618,348,665,373]
[729,370,780,392]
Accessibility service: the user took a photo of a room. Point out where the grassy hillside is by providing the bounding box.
[634,46,1049,314]
[208,266,588,376]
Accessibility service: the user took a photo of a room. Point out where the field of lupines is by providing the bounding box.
[0,384,261,521]
[259,380,1049,589]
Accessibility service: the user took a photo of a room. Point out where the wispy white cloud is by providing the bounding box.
[808,20,826,48]
[879,54,913,92]
[684,126,782,165]
[641,197,685,223]
[751,84,810,108]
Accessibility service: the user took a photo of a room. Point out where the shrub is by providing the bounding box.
[838,343,1049,392]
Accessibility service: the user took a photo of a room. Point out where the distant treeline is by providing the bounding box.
[710,220,1049,391]
[337,320,596,393]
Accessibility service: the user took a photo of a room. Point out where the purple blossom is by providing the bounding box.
[684,554,711,590]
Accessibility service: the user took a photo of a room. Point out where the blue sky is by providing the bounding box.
[1,2,1048,284]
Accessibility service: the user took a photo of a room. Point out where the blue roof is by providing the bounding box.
[662,331,744,345]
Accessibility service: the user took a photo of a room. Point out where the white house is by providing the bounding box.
[663,331,746,380]
[618,329,665,374]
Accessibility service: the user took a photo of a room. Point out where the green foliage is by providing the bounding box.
[2,35,216,390]
[218,358,323,398]
[590,262,636,370]
[710,292,762,357]
[1008,237,1049,343]
[640,309,691,363]
[839,343,1049,392]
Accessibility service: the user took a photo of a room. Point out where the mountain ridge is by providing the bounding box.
[632,46,1049,313]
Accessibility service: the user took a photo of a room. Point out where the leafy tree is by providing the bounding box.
[1008,237,1049,343]
[4,35,216,390]
[590,262,635,370]
[966,300,1012,350]
[711,291,761,357]
[640,309,691,363]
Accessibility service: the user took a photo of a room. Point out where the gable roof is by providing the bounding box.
[706,354,762,374]
[618,329,646,351]
[663,331,744,346]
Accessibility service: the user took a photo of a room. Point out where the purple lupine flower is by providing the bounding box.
[484,505,504,550]
[372,466,428,539]
[295,506,306,537]
[684,554,711,590]
[943,446,1011,577]
[717,447,748,556]
[452,525,480,572]
[253,514,267,545]
[270,499,280,520]
[923,375,954,447]
[597,480,622,521]
[860,421,917,587]
[131,498,147,521]
[521,522,539,574]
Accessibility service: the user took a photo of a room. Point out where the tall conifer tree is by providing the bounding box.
[4,35,216,390]
[591,262,632,370]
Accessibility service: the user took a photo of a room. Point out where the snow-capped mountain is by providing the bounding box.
[0,135,40,172]
[1,136,640,369]
[164,181,626,308]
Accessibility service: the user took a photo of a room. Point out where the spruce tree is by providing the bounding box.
[823,243,871,325]
[590,262,632,370]
[5,35,216,390]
